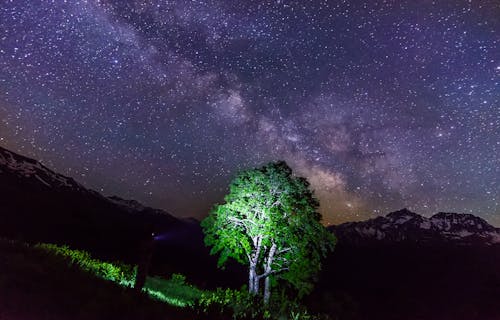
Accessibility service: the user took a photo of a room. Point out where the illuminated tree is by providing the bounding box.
[201,161,336,304]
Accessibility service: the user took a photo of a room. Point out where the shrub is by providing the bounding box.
[143,273,203,307]
[198,287,268,319]
[198,287,328,319]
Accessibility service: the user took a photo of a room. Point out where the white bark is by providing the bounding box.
[249,263,255,293]
[263,242,277,304]
[248,236,262,295]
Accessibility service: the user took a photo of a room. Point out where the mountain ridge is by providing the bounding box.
[0,145,181,262]
[2,144,499,249]
[330,208,500,246]
[0,146,176,219]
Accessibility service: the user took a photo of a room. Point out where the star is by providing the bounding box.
[0,0,498,226]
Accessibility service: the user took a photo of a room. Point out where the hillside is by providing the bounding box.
[0,239,200,320]
[0,146,179,263]
[0,145,243,290]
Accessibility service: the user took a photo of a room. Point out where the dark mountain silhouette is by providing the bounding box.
[0,145,240,286]
[1,146,499,319]
[0,145,180,262]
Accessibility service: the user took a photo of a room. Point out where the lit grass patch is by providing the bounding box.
[35,243,136,286]
[35,243,206,309]
[143,274,204,307]
[0,239,200,319]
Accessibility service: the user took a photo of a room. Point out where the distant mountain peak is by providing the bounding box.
[0,145,175,220]
[330,209,500,246]
[0,146,84,191]
[430,212,496,233]
[386,208,420,224]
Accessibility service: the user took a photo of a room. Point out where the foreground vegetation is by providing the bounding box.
[0,239,197,319]
[35,243,205,308]
[0,239,326,319]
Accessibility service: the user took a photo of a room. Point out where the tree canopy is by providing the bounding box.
[201,161,336,304]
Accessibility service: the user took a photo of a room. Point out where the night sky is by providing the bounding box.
[0,0,498,225]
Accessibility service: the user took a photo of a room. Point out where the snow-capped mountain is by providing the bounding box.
[0,146,87,191]
[330,208,500,245]
[0,146,175,221]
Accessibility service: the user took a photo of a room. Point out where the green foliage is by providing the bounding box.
[0,239,198,320]
[35,243,136,286]
[143,273,203,307]
[197,287,329,320]
[35,243,204,308]
[202,161,336,302]
[268,292,326,320]
[3,239,329,319]
[198,287,267,319]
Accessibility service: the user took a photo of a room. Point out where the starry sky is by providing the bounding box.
[0,0,499,225]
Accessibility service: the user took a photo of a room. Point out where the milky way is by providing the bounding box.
[0,0,498,225]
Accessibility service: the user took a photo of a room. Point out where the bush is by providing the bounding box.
[198,287,328,320]
[143,273,203,307]
[198,287,266,319]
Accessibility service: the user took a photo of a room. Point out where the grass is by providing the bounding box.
[35,243,136,286]
[0,238,203,319]
[144,274,204,307]
[35,242,205,308]
[0,238,323,319]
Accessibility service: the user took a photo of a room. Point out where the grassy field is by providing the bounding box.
[0,238,209,319]
[34,243,206,308]
[0,239,324,319]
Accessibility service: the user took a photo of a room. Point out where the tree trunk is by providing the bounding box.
[263,242,277,304]
[264,275,271,304]
[254,273,260,294]
[248,236,262,295]
[249,263,255,294]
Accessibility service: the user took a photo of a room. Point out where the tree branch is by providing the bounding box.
[228,216,258,226]
[276,247,291,255]
[257,267,289,279]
